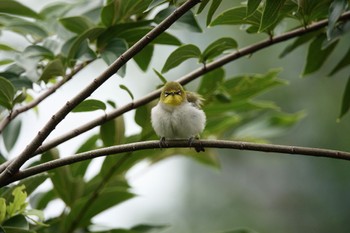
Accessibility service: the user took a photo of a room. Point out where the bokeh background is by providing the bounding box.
[1,1,350,232]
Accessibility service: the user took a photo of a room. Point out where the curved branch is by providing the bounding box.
[0,61,91,134]
[33,11,350,156]
[3,139,350,186]
[0,0,202,184]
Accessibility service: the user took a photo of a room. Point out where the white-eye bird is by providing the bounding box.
[151,82,206,151]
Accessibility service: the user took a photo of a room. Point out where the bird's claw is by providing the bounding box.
[159,137,168,149]
[188,137,205,152]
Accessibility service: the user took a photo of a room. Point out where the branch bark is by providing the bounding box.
[0,0,201,184]
[32,11,350,156]
[2,139,350,186]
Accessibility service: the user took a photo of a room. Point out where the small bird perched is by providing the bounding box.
[151,82,206,152]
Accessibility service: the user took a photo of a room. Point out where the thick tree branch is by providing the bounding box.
[32,11,350,157]
[0,61,91,134]
[0,0,201,184]
[2,139,350,186]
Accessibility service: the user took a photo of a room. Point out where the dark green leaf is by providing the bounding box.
[0,44,17,51]
[153,68,167,84]
[198,68,225,96]
[200,37,237,62]
[161,44,201,73]
[133,45,154,71]
[216,228,259,233]
[72,99,106,112]
[154,6,202,32]
[0,76,15,109]
[120,85,134,100]
[17,174,48,197]
[210,6,261,28]
[146,0,168,12]
[302,34,338,76]
[59,16,95,34]
[23,45,54,60]
[206,0,222,26]
[131,224,169,232]
[259,0,286,32]
[63,187,134,231]
[101,38,128,65]
[0,0,41,19]
[329,46,350,76]
[100,115,125,147]
[101,1,115,27]
[2,215,29,230]
[327,0,348,39]
[279,30,321,58]
[247,0,262,16]
[117,27,181,46]
[39,59,65,83]
[3,118,21,152]
[339,75,350,119]
[197,0,210,14]
[63,27,105,61]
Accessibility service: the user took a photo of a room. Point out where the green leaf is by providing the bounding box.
[44,149,84,207]
[0,44,17,52]
[133,45,154,71]
[161,44,201,73]
[0,76,15,109]
[206,0,222,26]
[329,47,350,76]
[216,228,259,233]
[120,85,134,100]
[72,99,106,112]
[63,187,134,231]
[200,37,237,62]
[2,215,29,230]
[198,67,225,96]
[210,6,261,28]
[0,59,14,66]
[0,0,41,19]
[279,30,321,58]
[3,118,21,152]
[39,59,65,83]
[153,68,167,84]
[145,0,167,12]
[302,34,338,76]
[63,27,105,61]
[100,115,125,147]
[339,75,350,119]
[327,0,348,40]
[101,1,116,27]
[196,0,210,14]
[259,0,286,32]
[101,38,128,65]
[0,198,6,223]
[6,186,27,217]
[154,6,202,32]
[59,16,95,34]
[131,224,169,232]
[117,27,181,46]
[17,174,48,197]
[247,0,262,16]
[23,45,54,60]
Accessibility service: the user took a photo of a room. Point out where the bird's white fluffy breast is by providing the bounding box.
[151,101,206,139]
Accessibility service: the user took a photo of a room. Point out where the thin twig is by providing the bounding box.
[0,61,91,134]
[0,0,202,185]
[2,139,350,186]
[32,11,350,156]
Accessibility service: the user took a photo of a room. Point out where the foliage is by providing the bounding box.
[0,0,349,232]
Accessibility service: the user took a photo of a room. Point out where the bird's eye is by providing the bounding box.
[175,90,181,95]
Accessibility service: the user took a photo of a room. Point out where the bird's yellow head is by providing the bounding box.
[160,82,186,106]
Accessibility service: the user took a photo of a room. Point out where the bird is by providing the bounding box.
[151,81,206,152]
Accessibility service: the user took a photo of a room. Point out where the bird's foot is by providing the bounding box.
[159,137,168,149]
[188,137,205,152]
